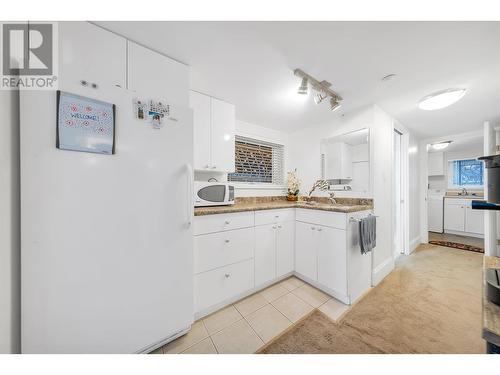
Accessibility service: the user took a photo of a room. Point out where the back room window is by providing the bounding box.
[449,159,484,187]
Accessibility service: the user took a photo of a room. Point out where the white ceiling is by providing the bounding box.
[97,21,500,138]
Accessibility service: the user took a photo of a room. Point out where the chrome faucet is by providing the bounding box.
[329,192,337,205]
[461,187,468,196]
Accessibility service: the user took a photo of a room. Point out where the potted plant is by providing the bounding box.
[286,169,300,201]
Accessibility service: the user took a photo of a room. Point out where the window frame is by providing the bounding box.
[228,135,285,189]
[447,158,484,190]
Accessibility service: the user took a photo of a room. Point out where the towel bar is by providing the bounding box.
[349,215,378,222]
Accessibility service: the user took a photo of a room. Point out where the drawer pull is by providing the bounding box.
[311,227,316,230]
[225,221,230,225]
[278,225,282,229]
[275,215,280,218]
[225,239,230,243]
[224,273,231,278]
[317,228,322,232]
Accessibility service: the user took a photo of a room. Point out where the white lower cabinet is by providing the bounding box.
[254,224,277,286]
[317,226,347,296]
[194,259,254,314]
[276,221,295,277]
[295,221,318,281]
[444,198,484,236]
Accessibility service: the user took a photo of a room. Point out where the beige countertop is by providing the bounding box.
[483,256,500,347]
[194,197,373,216]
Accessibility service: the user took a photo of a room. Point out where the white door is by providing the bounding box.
[465,206,484,234]
[444,203,465,232]
[127,41,189,107]
[254,224,277,286]
[58,22,127,92]
[20,88,194,353]
[189,91,211,171]
[276,221,294,277]
[295,222,317,281]
[317,226,347,295]
[210,98,235,172]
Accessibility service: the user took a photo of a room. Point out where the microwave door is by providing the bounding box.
[198,185,226,204]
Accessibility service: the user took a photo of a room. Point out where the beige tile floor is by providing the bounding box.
[151,276,350,354]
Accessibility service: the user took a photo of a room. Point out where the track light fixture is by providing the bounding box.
[297,77,308,95]
[294,69,343,110]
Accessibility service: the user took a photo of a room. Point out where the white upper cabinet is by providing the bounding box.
[189,91,235,172]
[211,98,235,172]
[428,152,445,176]
[190,91,211,170]
[127,41,189,106]
[58,22,126,93]
[325,142,353,180]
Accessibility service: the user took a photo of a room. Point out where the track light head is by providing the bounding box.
[314,91,327,104]
[297,77,308,95]
[330,97,341,112]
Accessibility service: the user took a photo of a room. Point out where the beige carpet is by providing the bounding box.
[259,244,485,354]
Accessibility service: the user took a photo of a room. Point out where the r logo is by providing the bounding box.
[2,23,53,76]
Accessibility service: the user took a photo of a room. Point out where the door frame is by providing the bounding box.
[392,123,410,256]
[418,130,484,245]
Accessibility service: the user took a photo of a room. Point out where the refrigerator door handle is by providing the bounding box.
[186,163,194,227]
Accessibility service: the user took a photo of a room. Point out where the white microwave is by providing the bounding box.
[194,182,235,207]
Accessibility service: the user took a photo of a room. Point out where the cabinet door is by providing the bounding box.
[428,152,444,176]
[276,221,295,277]
[295,222,317,281]
[317,226,347,295]
[254,224,277,287]
[58,22,126,93]
[341,143,353,179]
[465,206,484,234]
[189,91,211,171]
[127,41,189,106]
[210,98,235,172]
[444,203,465,232]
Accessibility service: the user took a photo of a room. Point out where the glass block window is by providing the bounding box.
[451,159,484,187]
[228,136,284,185]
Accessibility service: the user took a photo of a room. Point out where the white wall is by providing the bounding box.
[288,104,399,284]
[427,143,483,191]
[0,90,20,354]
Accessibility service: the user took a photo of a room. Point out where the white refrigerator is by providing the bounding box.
[20,87,194,353]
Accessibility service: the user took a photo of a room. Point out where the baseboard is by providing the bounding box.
[372,257,394,286]
[409,236,421,254]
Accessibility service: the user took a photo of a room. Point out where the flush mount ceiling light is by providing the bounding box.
[418,88,466,111]
[294,69,343,109]
[431,141,452,150]
[297,77,309,95]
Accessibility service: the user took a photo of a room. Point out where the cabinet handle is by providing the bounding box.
[205,164,210,169]
[211,166,217,169]
[317,228,322,232]
[272,226,277,229]
[311,227,316,230]
[278,225,282,229]
[225,239,230,243]
[225,221,230,225]
[275,215,280,218]
[80,80,88,87]
[224,273,231,278]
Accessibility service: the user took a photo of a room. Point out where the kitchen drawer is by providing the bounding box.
[194,227,254,274]
[255,209,295,226]
[444,198,468,206]
[194,211,254,235]
[194,259,254,313]
[295,208,347,230]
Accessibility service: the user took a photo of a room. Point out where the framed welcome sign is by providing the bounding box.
[56,91,116,155]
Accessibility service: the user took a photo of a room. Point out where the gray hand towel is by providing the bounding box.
[359,215,376,254]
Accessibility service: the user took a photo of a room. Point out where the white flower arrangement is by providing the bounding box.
[286,169,301,196]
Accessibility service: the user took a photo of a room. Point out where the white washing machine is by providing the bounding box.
[428,189,445,233]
